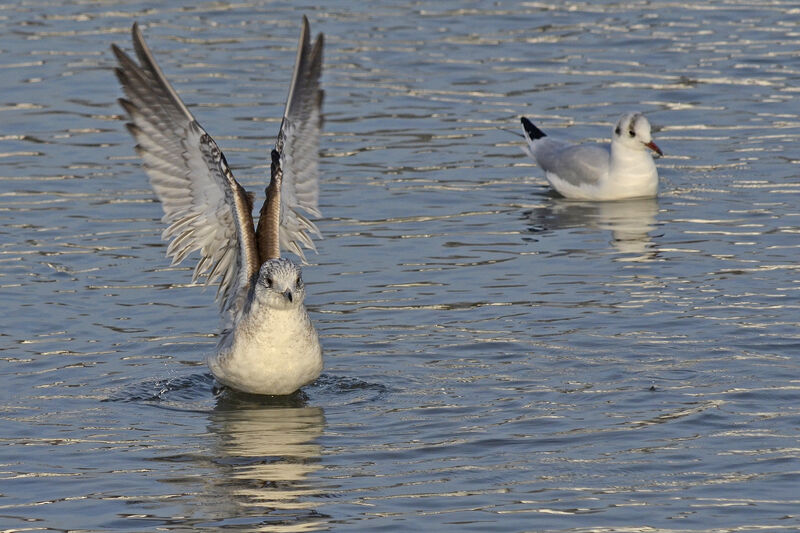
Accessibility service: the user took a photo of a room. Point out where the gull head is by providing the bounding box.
[612,113,663,156]
[254,258,306,310]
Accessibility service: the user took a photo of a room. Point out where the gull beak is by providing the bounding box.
[283,289,293,303]
[645,141,663,157]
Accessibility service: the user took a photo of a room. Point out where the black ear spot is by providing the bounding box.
[615,126,621,135]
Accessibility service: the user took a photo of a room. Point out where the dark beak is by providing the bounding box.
[283,289,293,303]
[645,140,663,157]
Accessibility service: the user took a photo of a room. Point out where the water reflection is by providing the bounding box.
[203,394,327,531]
[524,197,660,261]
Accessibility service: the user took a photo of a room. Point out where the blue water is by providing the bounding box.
[1,1,799,531]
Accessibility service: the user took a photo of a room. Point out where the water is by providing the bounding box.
[2,1,799,530]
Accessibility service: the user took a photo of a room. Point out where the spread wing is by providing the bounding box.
[256,16,324,263]
[112,23,259,316]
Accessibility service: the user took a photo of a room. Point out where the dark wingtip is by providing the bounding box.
[521,116,546,140]
[124,123,138,138]
[270,149,282,178]
[110,43,129,64]
[117,97,136,115]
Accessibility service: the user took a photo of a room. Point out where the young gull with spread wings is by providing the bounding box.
[113,17,324,395]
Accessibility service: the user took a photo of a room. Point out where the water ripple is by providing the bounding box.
[1,1,800,531]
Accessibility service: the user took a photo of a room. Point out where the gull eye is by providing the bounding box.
[266,276,273,288]
[296,275,302,287]
[628,129,636,137]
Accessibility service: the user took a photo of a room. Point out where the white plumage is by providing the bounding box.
[209,258,322,395]
[521,113,663,201]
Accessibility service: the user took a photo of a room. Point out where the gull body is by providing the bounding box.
[113,18,324,395]
[521,113,662,201]
[210,258,322,395]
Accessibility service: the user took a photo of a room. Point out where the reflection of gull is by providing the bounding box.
[520,113,662,201]
[525,198,659,260]
[205,402,326,531]
[112,18,324,395]
[594,199,659,259]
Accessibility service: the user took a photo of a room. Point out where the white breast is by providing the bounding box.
[208,305,322,395]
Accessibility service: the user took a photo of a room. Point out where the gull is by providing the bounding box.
[112,18,324,395]
[520,113,663,201]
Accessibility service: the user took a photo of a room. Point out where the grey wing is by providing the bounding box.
[267,16,325,263]
[535,140,610,186]
[112,23,259,316]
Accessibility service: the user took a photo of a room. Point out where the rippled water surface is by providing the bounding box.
[2,1,800,531]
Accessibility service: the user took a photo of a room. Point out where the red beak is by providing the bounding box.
[645,141,663,157]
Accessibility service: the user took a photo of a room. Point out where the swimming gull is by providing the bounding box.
[520,113,662,201]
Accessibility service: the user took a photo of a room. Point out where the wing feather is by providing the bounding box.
[530,138,610,187]
[256,16,324,264]
[113,23,259,317]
